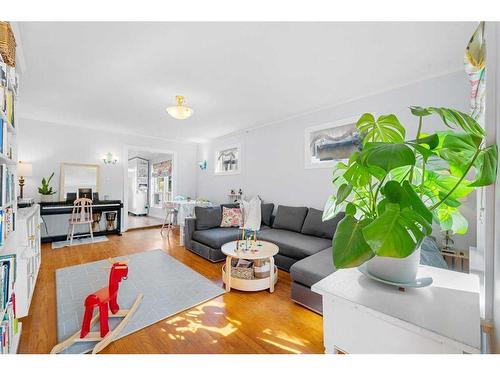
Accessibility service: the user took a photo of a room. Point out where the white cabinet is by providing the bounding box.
[16,205,41,318]
[312,265,481,354]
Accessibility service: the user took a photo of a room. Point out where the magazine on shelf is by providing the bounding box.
[0,118,3,155]
[0,165,3,207]
[0,255,17,352]
[3,208,14,241]
[0,62,6,114]
[0,255,16,311]
[1,165,14,206]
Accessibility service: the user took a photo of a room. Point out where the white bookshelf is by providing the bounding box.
[0,36,21,354]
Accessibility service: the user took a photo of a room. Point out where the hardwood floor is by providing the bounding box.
[127,214,164,230]
[18,227,324,354]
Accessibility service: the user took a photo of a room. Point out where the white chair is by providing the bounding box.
[161,201,178,238]
[67,198,94,246]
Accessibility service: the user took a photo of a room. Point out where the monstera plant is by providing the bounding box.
[323,106,497,272]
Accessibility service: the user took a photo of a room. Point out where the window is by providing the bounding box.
[304,117,361,169]
[150,160,172,208]
[215,145,241,175]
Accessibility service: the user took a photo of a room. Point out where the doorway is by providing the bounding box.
[125,147,175,230]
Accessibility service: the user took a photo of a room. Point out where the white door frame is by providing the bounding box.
[122,145,178,232]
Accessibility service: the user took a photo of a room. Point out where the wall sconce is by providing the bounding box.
[103,152,118,164]
[198,160,207,170]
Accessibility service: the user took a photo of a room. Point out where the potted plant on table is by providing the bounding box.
[38,172,57,203]
[323,107,497,283]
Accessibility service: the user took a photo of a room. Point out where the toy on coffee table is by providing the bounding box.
[237,229,263,253]
[50,258,143,354]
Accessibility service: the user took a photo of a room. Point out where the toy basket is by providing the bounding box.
[231,266,254,280]
[253,259,271,279]
[0,22,16,67]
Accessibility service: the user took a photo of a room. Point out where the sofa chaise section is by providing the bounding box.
[289,235,449,314]
[290,248,335,313]
[257,229,331,271]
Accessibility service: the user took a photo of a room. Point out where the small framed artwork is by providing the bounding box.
[215,144,241,175]
[304,116,362,169]
[77,187,93,200]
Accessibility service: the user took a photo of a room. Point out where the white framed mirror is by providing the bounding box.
[60,163,100,201]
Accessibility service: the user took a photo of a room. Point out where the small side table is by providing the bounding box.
[221,240,279,293]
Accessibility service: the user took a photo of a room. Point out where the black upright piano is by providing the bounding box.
[39,200,123,243]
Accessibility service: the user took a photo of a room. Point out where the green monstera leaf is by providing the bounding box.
[323,183,353,221]
[470,145,498,187]
[426,107,485,138]
[424,170,474,200]
[342,152,372,187]
[332,214,375,268]
[362,202,431,258]
[381,180,432,224]
[361,143,416,173]
[356,113,406,144]
[435,205,468,234]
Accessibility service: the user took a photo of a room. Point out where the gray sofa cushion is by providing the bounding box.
[261,203,274,226]
[290,248,335,287]
[195,206,222,230]
[192,227,241,249]
[301,209,345,239]
[258,228,331,260]
[272,205,308,233]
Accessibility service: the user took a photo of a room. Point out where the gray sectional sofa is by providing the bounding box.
[184,203,448,314]
[184,203,344,313]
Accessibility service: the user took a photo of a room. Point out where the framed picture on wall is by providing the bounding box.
[214,144,241,175]
[304,116,362,169]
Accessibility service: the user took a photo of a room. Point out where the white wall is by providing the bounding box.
[196,71,476,249]
[17,118,198,234]
[487,22,500,354]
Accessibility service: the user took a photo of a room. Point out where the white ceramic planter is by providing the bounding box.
[39,194,55,203]
[366,247,421,283]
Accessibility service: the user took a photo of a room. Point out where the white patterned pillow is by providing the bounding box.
[240,197,262,231]
[220,207,243,227]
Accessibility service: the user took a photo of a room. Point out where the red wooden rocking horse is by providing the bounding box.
[51,259,143,354]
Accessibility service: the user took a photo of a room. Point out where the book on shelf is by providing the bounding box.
[0,254,16,310]
[0,118,3,156]
[0,254,17,354]
[5,91,13,127]
[0,62,17,129]
[0,62,5,113]
[1,164,14,206]
[0,209,3,247]
[0,297,18,354]
[1,208,14,243]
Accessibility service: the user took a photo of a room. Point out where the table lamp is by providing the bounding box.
[18,161,33,199]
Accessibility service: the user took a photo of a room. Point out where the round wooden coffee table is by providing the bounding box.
[221,240,279,293]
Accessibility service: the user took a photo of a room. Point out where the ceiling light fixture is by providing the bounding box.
[166,95,194,120]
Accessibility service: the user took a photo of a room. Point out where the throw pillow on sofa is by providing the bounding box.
[220,206,243,227]
[301,208,344,239]
[272,205,308,233]
[195,206,222,230]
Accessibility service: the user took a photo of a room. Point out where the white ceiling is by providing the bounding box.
[17,22,475,143]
